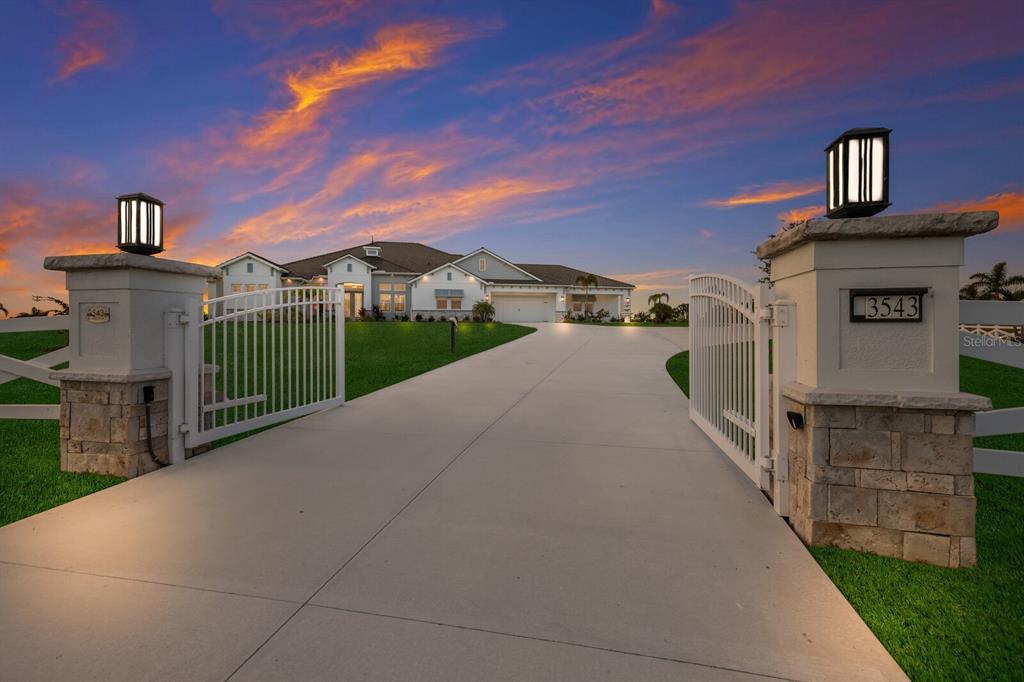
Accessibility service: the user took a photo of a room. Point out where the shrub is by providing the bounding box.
[428,315,435,322]
[415,313,423,321]
[357,307,368,320]
[650,302,674,323]
[594,308,609,321]
[472,299,496,322]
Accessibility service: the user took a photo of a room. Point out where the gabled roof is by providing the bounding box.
[454,247,541,281]
[510,264,634,288]
[217,251,290,273]
[408,261,486,284]
[322,253,376,270]
[282,241,460,280]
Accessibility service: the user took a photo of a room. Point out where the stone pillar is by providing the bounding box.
[44,253,222,477]
[756,212,998,567]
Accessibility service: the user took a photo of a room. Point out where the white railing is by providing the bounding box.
[183,286,345,447]
[689,274,772,490]
[0,316,69,420]
[960,300,1024,476]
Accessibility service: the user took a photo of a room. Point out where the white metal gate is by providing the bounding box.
[688,274,772,489]
[184,286,345,447]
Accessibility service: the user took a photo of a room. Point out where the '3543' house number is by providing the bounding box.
[849,288,927,322]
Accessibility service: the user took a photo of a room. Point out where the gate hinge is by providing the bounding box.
[766,304,789,327]
[758,306,774,322]
[177,312,191,325]
[178,423,190,434]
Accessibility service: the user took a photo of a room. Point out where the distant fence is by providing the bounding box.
[0,316,69,420]
[960,300,1024,476]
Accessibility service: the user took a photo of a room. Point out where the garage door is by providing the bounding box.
[493,295,555,322]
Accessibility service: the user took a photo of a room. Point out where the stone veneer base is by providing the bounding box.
[784,387,986,568]
[58,374,170,478]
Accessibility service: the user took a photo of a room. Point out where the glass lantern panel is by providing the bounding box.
[846,138,861,203]
[827,148,835,210]
[140,199,149,242]
[153,204,163,245]
[837,143,844,206]
[870,136,884,202]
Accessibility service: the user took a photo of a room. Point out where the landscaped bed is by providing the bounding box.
[666,349,1024,681]
[0,322,534,526]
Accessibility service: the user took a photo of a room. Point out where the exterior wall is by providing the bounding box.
[219,256,281,300]
[326,257,372,317]
[786,398,977,567]
[411,265,486,318]
[454,251,535,281]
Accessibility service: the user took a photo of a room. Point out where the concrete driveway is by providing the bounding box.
[0,323,906,681]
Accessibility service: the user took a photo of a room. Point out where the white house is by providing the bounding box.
[214,242,634,322]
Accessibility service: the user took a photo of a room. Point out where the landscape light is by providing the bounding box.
[116,193,165,255]
[825,128,890,219]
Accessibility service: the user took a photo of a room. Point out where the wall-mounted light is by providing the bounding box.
[117,193,164,255]
[825,127,890,219]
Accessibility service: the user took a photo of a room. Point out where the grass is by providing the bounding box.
[812,474,1024,681]
[665,349,1024,680]
[1,322,534,526]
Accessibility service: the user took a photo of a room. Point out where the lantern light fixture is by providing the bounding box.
[825,127,890,219]
[117,193,165,255]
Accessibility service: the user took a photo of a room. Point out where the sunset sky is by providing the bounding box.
[1,0,1023,313]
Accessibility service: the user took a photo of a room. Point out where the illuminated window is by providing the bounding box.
[231,284,242,293]
[380,282,392,292]
[258,284,268,290]
[451,298,462,310]
[394,283,406,291]
[436,297,448,309]
[380,295,391,312]
[394,294,406,312]
[246,284,256,292]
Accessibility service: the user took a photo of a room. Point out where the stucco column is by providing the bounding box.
[757,212,997,567]
[43,253,222,476]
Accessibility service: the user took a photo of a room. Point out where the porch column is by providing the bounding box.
[43,253,222,477]
[758,212,997,567]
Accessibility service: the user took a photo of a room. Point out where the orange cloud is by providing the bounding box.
[934,192,1024,231]
[777,205,824,226]
[707,180,820,208]
[52,0,122,82]
[213,0,377,39]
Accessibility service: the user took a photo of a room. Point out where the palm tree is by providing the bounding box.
[960,262,1024,300]
[574,273,599,319]
[647,292,670,307]
[0,302,8,319]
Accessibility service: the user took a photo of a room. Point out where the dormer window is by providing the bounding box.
[479,258,486,272]
[364,245,381,257]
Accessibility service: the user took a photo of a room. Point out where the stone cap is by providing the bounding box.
[783,382,992,411]
[51,368,172,383]
[756,211,998,260]
[44,252,222,279]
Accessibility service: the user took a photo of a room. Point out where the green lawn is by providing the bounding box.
[666,349,1024,680]
[0,322,534,526]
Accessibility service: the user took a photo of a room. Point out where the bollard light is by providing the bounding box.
[117,193,165,255]
[825,128,890,219]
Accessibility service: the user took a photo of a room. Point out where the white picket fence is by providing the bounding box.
[961,300,1024,476]
[0,315,69,420]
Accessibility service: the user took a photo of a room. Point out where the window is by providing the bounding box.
[380,282,392,292]
[394,283,406,291]
[246,262,254,273]
[436,297,448,309]
[479,258,486,272]
[231,284,242,293]
[451,298,462,310]
[447,271,452,281]
[379,294,391,312]
[347,263,352,272]
[572,302,582,312]
[246,284,256,292]
[394,293,406,312]
[258,284,268,290]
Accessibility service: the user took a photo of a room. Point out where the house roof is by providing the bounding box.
[281,241,460,279]
[510,264,634,288]
[279,241,633,288]
[217,251,290,273]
